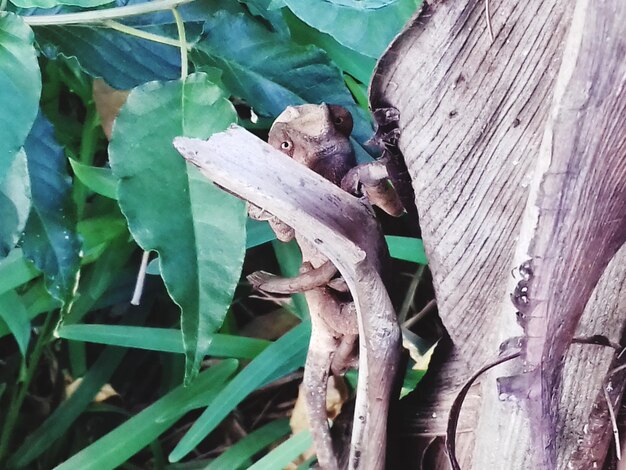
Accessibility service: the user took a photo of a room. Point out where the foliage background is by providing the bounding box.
[0,0,434,467]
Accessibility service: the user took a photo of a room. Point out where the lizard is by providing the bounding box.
[246,103,404,469]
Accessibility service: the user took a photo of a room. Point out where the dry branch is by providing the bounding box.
[173,127,401,469]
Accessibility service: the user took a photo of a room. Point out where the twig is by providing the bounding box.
[603,385,621,461]
[22,0,195,26]
[103,20,187,48]
[446,352,520,470]
[398,265,425,324]
[131,251,150,305]
[171,8,188,79]
[403,298,436,329]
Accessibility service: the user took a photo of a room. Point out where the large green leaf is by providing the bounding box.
[0,151,30,258]
[22,112,82,305]
[54,360,238,470]
[191,9,374,156]
[0,12,40,184]
[283,9,375,84]
[109,73,246,383]
[30,0,213,89]
[283,0,421,58]
[169,321,310,462]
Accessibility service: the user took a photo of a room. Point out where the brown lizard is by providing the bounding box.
[246,103,403,469]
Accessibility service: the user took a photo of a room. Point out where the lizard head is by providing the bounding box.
[268,103,356,186]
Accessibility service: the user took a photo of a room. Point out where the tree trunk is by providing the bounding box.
[370,0,626,468]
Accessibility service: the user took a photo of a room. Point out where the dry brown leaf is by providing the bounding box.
[92,79,129,140]
[239,309,300,340]
[65,378,118,403]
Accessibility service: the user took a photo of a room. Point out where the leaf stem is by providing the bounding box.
[74,103,100,220]
[0,311,56,465]
[103,20,190,49]
[171,8,188,79]
[22,0,195,26]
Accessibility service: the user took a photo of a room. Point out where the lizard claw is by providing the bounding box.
[247,270,278,290]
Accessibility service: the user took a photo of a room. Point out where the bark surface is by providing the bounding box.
[370,0,626,468]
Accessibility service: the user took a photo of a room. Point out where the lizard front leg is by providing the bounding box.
[341,161,405,217]
[247,202,295,242]
[247,260,337,294]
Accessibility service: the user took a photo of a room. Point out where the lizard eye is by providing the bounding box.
[281,141,291,149]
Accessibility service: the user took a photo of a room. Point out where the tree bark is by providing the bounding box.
[371,0,626,468]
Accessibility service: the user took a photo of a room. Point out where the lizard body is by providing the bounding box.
[248,103,403,469]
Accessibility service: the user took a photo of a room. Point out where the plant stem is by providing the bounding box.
[0,311,56,465]
[22,0,195,26]
[74,103,100,220]
[171,8,188,79]
[103,20,190,49]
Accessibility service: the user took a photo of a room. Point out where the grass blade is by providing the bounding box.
[9,346,126,467]
[385,235,428,264]
[56,325,270,359]
[54,359,238,470]
[206,419,291,470]
[169,321,310,462]
[247,431,312,470]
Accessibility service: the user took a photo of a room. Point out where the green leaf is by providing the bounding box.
[400,328,437,398]
[9,345,126,467]
[191,9,374,157]
[0,12,40,183]
[0,249,40,296]
[11,0,111,8]
[22,112,82,305]
[246,218,276,248]
[0,150,30,258]
[77,215,129,264]
[31,1,211,89]
[283,0,421,58]
[169,321,310,462]
[0,290,31,356]
[248,431,312,470]
[69,158,118,200]
[62,234,135,326]
[385,235,427,264]
[207,419,291,470]
[57,325,270,359]
[0,281,59,340]
[284,9,375,84]
[109,73,246,383]
[53,360,238,470]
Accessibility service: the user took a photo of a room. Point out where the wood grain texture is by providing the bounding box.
[507,0,626,465]
[371,0,626,467]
